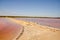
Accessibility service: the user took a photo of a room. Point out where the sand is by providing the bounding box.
[8,18,60,40]
[0,18,60,40]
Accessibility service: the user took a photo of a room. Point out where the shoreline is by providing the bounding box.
[0,16,60,19]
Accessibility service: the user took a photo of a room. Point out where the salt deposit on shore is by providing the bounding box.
[8,18,60,40]
[0,18,60,40]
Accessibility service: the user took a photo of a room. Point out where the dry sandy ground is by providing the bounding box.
[8,18,60,40]
[0,18,60,40]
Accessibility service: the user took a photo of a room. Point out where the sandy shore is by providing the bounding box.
[8,18,60,40]
[0,18,60,40]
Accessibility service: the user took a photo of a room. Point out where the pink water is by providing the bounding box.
[16,18,60,29]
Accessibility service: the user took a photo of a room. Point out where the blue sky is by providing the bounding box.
[0,0,60,17]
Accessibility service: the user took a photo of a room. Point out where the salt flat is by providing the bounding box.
[0,18,60,40]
